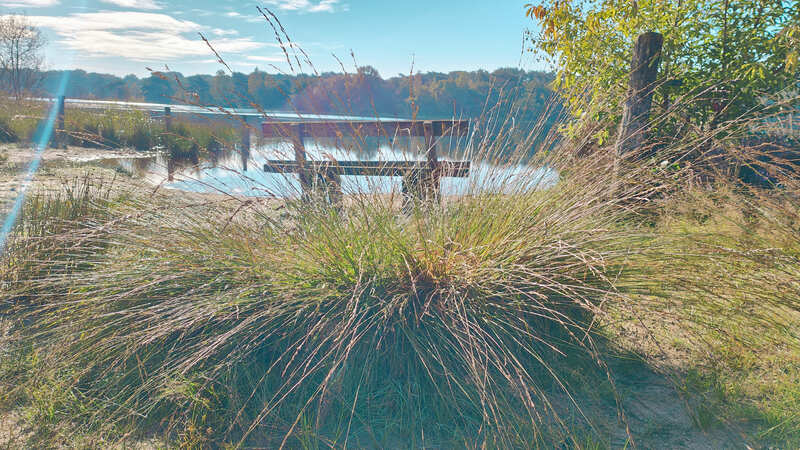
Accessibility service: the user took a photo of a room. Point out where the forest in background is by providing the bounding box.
[38,67,555,120]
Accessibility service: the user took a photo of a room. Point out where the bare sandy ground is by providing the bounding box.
[1,143,152,165]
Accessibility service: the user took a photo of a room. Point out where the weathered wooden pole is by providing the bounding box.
[327,171,343,206]
[164,106,172,131]
[240,116,250,172]
[401,121,439,211]
[423,121,440,201]
[615,32,663,157]
[56,95,66,148]
[292,123,311,197]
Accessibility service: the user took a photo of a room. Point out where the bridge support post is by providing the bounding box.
[423,121,440,202]
[164,107,172,131]
[54,96,66,149]
[323,169,343,206]
[240,116,250,172]
[292,123,312,198]
[403,121,439,210]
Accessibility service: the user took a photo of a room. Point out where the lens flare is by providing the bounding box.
[0,73,72,253]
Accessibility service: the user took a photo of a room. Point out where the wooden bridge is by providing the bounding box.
[261,119,471,205]
[48,97,473,204]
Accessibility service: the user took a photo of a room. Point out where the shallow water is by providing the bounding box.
[98,136,556,198]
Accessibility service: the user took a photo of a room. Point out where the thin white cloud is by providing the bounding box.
[246,55,284,62]
[262,0,340,13]
[190,8,214,17]
[225,11,262,23]
[30,12,200,33]
[99,0,162,10]
[15,12,264,62]
[0,0,58,7]
[212,28,239,37]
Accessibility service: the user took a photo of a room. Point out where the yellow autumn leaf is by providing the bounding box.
[786,51,798,71]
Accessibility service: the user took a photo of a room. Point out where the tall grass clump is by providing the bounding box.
[163,118,241,159]
[1,176,118,303]
[0,95,677,447]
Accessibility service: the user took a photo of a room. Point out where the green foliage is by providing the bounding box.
[0,99,243,157]
[525,0,799,138]
[162,118,242,160]
[0,100,43,143]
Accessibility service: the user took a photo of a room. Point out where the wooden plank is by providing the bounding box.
[262,120,469,138]
[263,160,471,177]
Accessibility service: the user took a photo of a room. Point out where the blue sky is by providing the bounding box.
[0,0,541,77]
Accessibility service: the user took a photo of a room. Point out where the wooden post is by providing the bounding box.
[615,32,663,157]
[292,123,311,197]
[401,121,438,211]
[325,170,343,206]
[423,121,440,201]
[164,106,172,131]
[56,95,65,148]
[240,116,250,172]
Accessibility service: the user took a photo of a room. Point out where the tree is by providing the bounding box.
[0,14,46,99]
[525,0,799,142]
[141,73,173,103]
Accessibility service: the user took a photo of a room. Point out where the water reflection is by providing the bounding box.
[97,135,557,198]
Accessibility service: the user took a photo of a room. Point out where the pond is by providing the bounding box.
[96,135,557,198]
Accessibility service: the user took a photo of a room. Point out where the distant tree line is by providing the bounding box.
[38,67,556,121]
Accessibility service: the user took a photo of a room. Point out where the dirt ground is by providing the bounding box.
[1,143,151,166]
